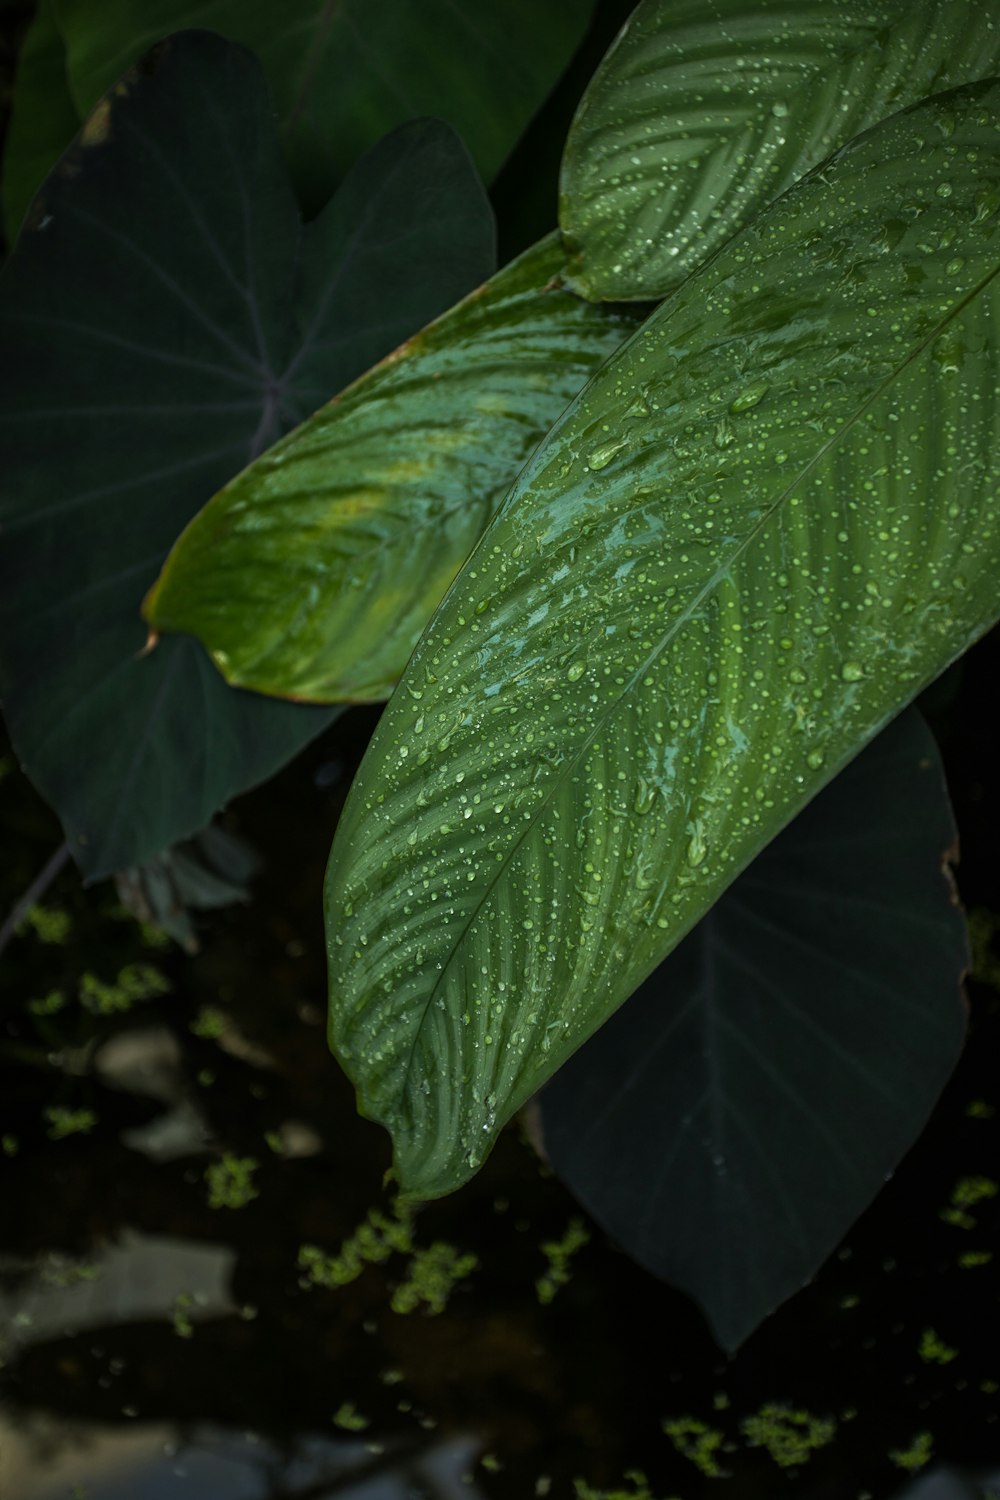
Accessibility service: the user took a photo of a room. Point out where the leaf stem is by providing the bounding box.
[0,841,72,959]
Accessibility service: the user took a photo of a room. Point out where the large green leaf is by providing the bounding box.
[539,709,967,1350]
[324,82,1000,1200]
[559,0,1000,301]
[0,0,80,247]
[0,32,495,880]
[144,235,643,704]
[2,0,596,238]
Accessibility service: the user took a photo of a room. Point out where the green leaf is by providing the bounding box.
[144,235,643,704]
[559,0,1000,301]
[1,0,80,243]
[3,0,595,237]
[539,710,967,1350]
[0,33,495,880]
[324,82,1000,1200]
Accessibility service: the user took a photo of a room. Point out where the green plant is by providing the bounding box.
[2,0,999,1348]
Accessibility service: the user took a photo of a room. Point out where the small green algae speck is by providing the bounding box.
[44,1106,98,1140]
[28,989,67,1016]
[940,1174,998,1229]
[333,1401,369,1431]
[959,1249,993,1268]
[205,1155,258,1209]
[172,1293,197,1339]
[919,1328,957,1364]
[573,1472,669,1499]
[189,1006,226,1039]
[888,1432,933,1472]
[662,1415,727,1477]
[79,962,169,1015]
[740,1404,836,1467]
[299,1200,414,1289]
[536,1217,590,1304]
[22,904,72,944]
[391,1241,477,1315]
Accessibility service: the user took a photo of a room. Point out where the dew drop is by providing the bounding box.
[841,661,864,682]
[730,381,769,414]
[587,439,628,470]
[567,661,586,682]
[634,777,657,815]
[686,823,708,868]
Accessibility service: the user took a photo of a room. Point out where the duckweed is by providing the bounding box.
[204,1154,259,1210]
[536,1217,590,1304]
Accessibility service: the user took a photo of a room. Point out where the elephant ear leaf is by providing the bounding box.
[143,234,642,704]
[0,32,493,879]
[539,709,968,1351]
[325,81,1000,1201]
[559,0,1000,300]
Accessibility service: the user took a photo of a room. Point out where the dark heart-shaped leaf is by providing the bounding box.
[0,32,495,880]
[559,0,1000,300]
[538,709,968,1350]
[144,234,643,703]
[3,0,597,237]
[323,82,1000,1200]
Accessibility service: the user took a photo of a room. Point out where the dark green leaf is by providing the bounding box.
[144,234,643,703]
[1,0,80,243]
[3,0,596,238]
[539,710,967,1350]
[0,32,495,879]
[324,83,1000,1199]
[559,0,1000,300]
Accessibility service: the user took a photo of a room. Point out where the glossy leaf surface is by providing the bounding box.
[3,0,594,236]
[540,709,967,1350]
[0,33,494,879]
[145,235,642,703]
[325,83,1000,1200]
[559,0,1000,300]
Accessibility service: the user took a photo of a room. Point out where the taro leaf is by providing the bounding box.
[323,82,1000,1201]
[1,0,80,246]
[538,709,967,1350]
[559,0,1000,301]
[144,234,643,704]
[0,32,495,881]
[2,0,596,237]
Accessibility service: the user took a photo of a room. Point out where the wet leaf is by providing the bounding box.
[0,32,495,879]
[144,235,643,703]
[324,82,1000,1199]
[539,710,967,1350]
[559,0,1000,300]
[4,0,596,237]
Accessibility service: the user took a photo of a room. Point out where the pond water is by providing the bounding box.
[1,634,998,1500]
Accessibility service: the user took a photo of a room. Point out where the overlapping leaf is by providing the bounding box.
[144,235,643,703]
[325,82,1000,1199]
[3,0,595,236]
[540,709,967,1350]
[559,0,1000,300]
[0,33,495,879]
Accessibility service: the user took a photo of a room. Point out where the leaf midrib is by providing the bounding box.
[395,251,1000,1116]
